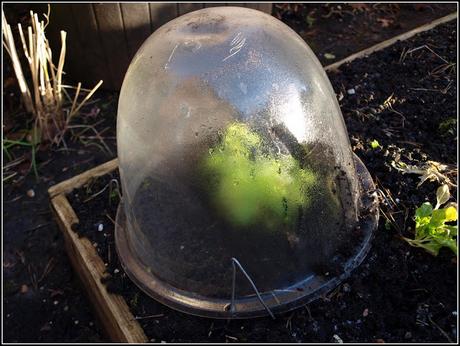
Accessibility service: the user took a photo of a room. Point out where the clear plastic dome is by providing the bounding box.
[115,7,379,318]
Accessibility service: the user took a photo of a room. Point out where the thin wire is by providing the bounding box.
[230,257,275,319]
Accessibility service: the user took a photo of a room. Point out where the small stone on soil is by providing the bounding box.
[97,224,104,232]
[27,189,35,198]
[40,322,52,332]
[363,308,369,317]
[347,88,356,95]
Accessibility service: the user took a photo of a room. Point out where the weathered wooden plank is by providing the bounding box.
[148,3,178,31]
[93,3,131,90]
[178,2,204,15]
[120,3,151,60]
[50,194,147,343]
[48,159,118,198]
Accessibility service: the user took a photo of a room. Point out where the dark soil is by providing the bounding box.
[273,3,457,66]
[65,21,457,343]
[3,4,457,343]
[2,91,118,342]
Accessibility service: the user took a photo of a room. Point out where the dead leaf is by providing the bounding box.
[48,288,65,297]
[391,160,457,188]
[5,129,28,142]
[4,77,16,89]
[303,28,318,38]
[435,184,450,209]
[414,4,431,11]
[16,250,26,264]
[377,17,394,28]
[350,3,369,12]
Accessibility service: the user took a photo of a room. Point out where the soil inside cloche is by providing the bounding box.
[115,139,368,300]
[67,21,457,343]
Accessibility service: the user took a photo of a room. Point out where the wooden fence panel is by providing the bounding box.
[93,3,131,90]
[70,4,114,89]
[120,3,151,62]
[148,3,178,31]
[178,3,205,16]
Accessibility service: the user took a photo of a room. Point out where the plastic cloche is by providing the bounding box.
[115,6,379,318]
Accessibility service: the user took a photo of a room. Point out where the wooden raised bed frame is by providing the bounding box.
[48,159,148,343]
[48,12,457,343]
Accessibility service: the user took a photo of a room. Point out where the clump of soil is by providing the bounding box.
[67,21,457,343]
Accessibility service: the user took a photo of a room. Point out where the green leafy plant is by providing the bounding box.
[201,122,317,231]
[438,118,456,137]
[370,139,381,150]
[405,184,457,256]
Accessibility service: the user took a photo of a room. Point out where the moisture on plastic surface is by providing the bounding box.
[116,7,370,312]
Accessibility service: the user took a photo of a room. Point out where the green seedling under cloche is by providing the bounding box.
[201,122,317,231]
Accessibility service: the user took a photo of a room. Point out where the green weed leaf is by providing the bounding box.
[407,193,457,256]
[370,139,381,149]
[415,202,433,218]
